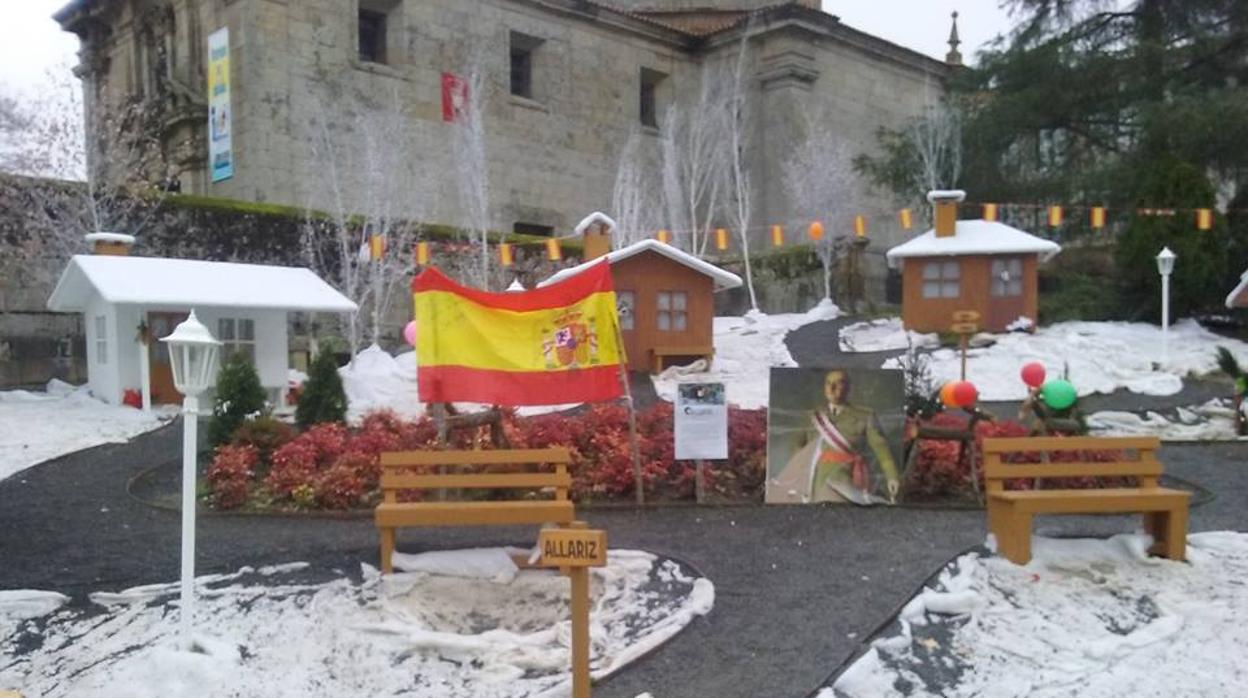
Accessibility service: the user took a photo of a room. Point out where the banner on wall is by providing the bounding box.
[208,27,233,183]
[441,72,469,123]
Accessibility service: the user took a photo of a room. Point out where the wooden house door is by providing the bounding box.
[147,311,188,404]
[986,257,1026,330]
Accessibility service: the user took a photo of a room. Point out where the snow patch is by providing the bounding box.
[391,547,520,583]
[1088,399,1247,441]
[839,317,939,353]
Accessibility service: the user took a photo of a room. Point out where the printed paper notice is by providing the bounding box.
[675,383,727,461]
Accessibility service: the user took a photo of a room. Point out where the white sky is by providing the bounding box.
[0,1,1016,96]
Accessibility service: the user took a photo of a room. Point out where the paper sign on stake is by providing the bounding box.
[675,382,727,461]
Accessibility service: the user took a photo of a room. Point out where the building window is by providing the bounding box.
[218,318,257,364]
[640,68,666,128]
[657,291,688,332]
[94,315,108,365]
[510,32,543,99]
[514,222,554,237]
[921,261,961,299]
[617,291,636,331]
[358,9,387,64]
[990,258,1024,297]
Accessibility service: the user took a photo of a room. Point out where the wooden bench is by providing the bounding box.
[983,436,1190,565]
[651,345,714,374]
[376,447,575,574]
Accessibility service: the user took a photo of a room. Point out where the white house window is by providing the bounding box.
[657,291,688,332]
[94,315,108,364]
[218,318,256,364]
[617,290,636,331]
[922,261,961,299]
[990,258,1024,297]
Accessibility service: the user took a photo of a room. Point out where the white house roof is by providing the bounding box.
[47,255,359,313]
[1227,269,1248,309]
[538,239,744,292]
[886,219,1062,269]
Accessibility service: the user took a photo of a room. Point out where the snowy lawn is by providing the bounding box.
[829,532,1248,697]
[652,299,841,409]
[1,549,713,698]
[873,319,1248,402]
[0,380,172,483]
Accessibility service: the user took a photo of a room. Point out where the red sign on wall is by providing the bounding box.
[442,72,469,122]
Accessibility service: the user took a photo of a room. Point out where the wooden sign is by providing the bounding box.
[951,322,980,335]
[539,528,608,568]
[952,310,981,324]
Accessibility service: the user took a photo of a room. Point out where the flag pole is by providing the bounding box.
[613,322,645,505]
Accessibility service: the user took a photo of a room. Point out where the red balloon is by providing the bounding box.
[952,381,979,407]
[1021,362,1046,388]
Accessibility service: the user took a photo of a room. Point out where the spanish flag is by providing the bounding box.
[413,262,624,405]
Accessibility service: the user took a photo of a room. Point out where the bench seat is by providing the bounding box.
[376,500,576,527]
[991,487,1190,514]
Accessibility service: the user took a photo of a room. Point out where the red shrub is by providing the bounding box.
[206,444,258,509]
[316,459,369,510]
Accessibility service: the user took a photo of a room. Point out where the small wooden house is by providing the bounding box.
[887,191,1061,333]
[1227,269,1248,309]
[540,213,742,373]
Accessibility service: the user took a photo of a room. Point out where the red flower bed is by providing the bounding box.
[207,405,768,510]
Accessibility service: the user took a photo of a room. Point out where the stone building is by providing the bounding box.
[54,0,955,249]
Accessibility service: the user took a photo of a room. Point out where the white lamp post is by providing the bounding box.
[159,310,221,645]
[1156,247,1176,367]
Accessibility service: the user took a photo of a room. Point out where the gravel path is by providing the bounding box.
[2,424,1245,697]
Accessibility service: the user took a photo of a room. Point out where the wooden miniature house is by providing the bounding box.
[541,213,742,373]
[1227,269,1248,309]
[887,191,1061,333]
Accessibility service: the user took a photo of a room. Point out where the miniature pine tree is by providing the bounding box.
[209,351,268,447]
[296,349,347,429]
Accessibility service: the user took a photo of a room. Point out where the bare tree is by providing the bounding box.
[451,57,493,289]
[610,129,663,249]
[722,22,759,311]
[909,93,963,193]
[660,70,728,256]
[783,116,856,302]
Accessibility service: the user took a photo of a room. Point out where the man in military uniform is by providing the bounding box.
[772,370,900,505]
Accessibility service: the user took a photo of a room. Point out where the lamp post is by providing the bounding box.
[1156,247,1176,367]
[159,310,221,645]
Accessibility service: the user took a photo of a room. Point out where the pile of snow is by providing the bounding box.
[652,300,841,409]
[838,318,938,353]
[829,532,1248,697]
[1,549,713,697]
[0,379,172,483]
[1089,398,1247,441]
[881,319,1248,401]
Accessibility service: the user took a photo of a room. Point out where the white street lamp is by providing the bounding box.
[159,310,221,645]
[1156,247,1176,366]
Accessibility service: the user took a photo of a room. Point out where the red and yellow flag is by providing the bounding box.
[369,234,385,261]
[499,242,514,267]
[412,262,624,406]
[983,203,998,222]
[1090,206,1106,229]
[899,209,913,230]
[1196,208,1213,231]
[771,224,784,247]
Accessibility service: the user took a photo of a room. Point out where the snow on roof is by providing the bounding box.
[47,255,359,313]
[573,211,619,236]
[538,240,743,292]
[1227,269,1248,309]
[886,219,1062,269]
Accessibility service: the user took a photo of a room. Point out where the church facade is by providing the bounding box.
[55,0,954,248]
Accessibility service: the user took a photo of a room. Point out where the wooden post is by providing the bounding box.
[570,566,591,698]
[695,460,706,504]
[613,323,645,505]
[538,522,605,698]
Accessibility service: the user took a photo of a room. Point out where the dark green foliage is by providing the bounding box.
[296,350,347,429]
[1115,159,1228,319]
[209,352,268,447]
[230,415,298,472]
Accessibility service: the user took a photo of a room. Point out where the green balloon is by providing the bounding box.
[1041,379,1078,410]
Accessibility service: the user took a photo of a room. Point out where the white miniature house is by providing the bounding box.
[47,234,358,409]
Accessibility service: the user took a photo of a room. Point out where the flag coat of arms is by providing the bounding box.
[412,262,625,405]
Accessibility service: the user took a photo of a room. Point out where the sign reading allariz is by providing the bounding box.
[538,528,608,568]
[207,27,233,183]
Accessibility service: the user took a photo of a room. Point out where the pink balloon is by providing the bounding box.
[1021,362,1046,388]
[403,321,417,346]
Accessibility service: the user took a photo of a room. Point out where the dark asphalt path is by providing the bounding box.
[2,424,1245,698]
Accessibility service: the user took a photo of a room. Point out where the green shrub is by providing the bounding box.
[209,352,268,447]
[296,350,347,429]
[230,416,297,473]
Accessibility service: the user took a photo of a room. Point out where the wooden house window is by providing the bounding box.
[657,291,687,331]
[990,258,1023,297]
[922,261,961,299]
[617,290,636,331]
[218,318,257,364]
[94,315,108,365]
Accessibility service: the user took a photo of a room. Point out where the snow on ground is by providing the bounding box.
[1089,398,1247,441]
[652,299,841,409]
[838,318,938,353]
[0,549,713,698]
[0,380,173,483]
[829,532,1248,697]
[876,319,1248,402]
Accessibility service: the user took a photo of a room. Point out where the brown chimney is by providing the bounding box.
[577,213,616,261]
[928,190,965,238]
[84,232,136,256]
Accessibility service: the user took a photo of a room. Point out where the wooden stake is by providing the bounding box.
[613,323,645,505]
[570,566,591,698]
[695,460,706,504]
[960,334,968,381]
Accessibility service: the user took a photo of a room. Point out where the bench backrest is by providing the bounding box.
[379,447,572,504]
[981,436,1163,492]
